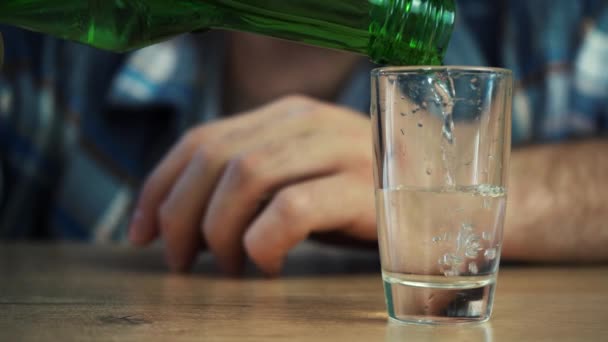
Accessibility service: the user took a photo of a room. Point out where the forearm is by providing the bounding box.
[502,139,608,262]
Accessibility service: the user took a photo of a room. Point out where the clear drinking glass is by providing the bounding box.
[371,66,512,324]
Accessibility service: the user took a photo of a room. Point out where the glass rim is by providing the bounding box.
[371,65,512,76]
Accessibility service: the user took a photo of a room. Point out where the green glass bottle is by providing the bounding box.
[0,0,455,65]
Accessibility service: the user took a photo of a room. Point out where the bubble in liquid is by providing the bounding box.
[465,233,482,258]
[426,168,432,175]
[418,122,423,127]
[484,248,497,260]
[466,245,481,259]
[451,255,464,265]
[469,77,479,91]
[438,253,462,269]
[432,236,441,243]
[456,224,473,252]
[468,262,479,275]
[440,253,451,265]
[443,268,459,277]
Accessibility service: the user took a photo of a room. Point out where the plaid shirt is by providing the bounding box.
[1,0,607,241]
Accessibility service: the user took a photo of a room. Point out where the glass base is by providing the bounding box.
[383,277,495,325]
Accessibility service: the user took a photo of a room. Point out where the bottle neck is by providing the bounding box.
[368,0,455,65]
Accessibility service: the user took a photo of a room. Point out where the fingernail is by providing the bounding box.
[128,210,145,244]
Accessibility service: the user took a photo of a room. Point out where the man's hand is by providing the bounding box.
[128,95,377,275]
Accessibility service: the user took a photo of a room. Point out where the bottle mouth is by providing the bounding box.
[368,0,456,66]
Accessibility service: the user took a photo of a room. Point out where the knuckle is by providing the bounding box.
[182,125,219,150]
[182,127,200,143]
[277,94,313,106]
[192,144,220,165]
[306,107,328,122]
[180,127,203,148]
[224,152,267,190]
[272,188,308,225]
[274,95,321,115]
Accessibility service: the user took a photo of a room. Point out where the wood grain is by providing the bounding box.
[0,243,607,341]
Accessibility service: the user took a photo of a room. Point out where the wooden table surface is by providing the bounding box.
[1,243,607,342]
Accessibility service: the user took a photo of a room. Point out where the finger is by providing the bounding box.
[243,173,376,275]
[128,138,196,245]
[157,97,320,271]
[156,145,218,271]
[129,96,314,246]
[203,131,371,274]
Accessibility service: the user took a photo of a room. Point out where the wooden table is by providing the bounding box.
[1,243,607,341]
